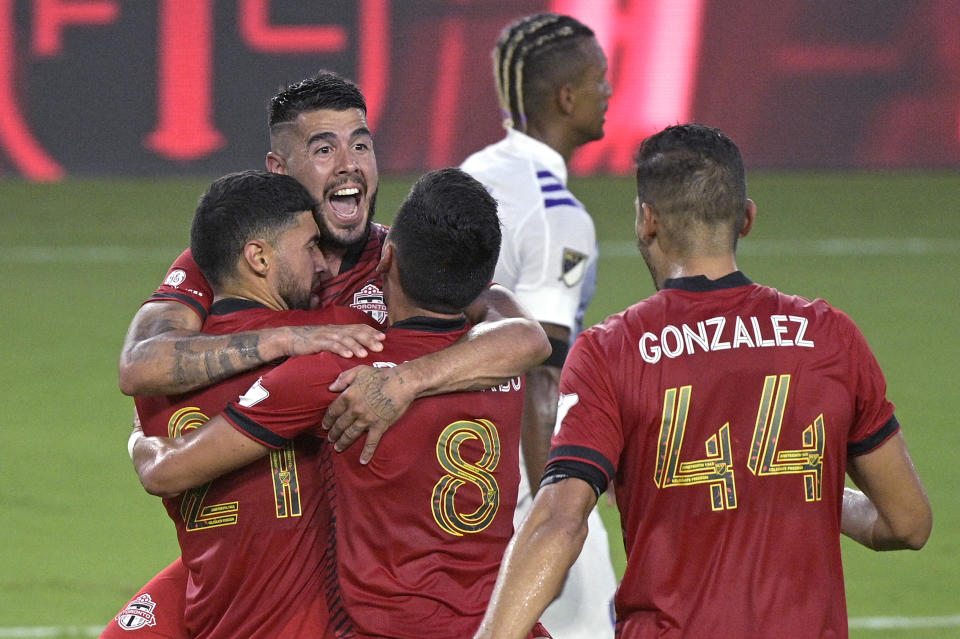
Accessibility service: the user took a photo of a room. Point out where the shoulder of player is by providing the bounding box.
[463,150,544,204]
[749,284,851,329]
[262,349,355,391]
[369,222,390,240]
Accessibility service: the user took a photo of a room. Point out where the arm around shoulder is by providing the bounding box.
[321,285,547,464]
[118,300,385,396]
[413,284,550,395]
[132,415,269,497]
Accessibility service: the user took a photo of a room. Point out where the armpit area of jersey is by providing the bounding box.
[540,459,608,497]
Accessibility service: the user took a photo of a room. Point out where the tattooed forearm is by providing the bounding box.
[167,333,265,388]
[122,301,271,395]
[128,318,185,362]
[232,333,264,362]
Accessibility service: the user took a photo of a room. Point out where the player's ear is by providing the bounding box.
[242,240,271,276]
[376,241,395,275]
[557,82,576,116]
[265,152,286,175]
[637,202,659,244]
[739,199,757,239]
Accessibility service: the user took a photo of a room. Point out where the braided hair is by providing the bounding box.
[493,13,595,131]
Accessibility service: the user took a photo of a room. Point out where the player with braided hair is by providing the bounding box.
[461,13,616,639]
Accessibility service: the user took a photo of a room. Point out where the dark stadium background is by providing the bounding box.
[0,1,957,636]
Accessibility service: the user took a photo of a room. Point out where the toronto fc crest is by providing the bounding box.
[115,593,158,630]
[351,283,388,324]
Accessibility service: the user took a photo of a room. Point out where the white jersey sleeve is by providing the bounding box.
[504,168,596,331]
[462,134,597,333]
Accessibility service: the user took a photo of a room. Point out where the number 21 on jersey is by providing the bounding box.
[168,407,302,531]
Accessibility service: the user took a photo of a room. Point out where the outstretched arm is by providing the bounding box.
[130,415,270,497]
[842,431,932,550]
[322,285,550,463]
[118,301,384,396]
[417,283,551,392]
[473,478,597,639]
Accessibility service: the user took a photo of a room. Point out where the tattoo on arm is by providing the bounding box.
[170,333,265,388]
[361,369,402,421]
[128,317,183,362]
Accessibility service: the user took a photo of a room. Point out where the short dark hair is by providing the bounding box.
[635,124,748,248]
[191,170,317,289]
[493,13,595,129]
[268,70,367,129]
[389,168,501,314]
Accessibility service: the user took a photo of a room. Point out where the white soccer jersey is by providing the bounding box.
[461,129,598,332]
[462,129,615,639]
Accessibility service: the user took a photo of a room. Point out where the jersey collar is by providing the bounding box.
[661,271,753,292]
[391,315,467,333]
[505,128,567,184]
[209,298,271,315]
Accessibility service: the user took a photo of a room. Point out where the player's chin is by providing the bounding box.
[332,222,368,246]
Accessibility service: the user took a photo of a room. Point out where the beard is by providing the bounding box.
[637,241,661,291]
[320,190,377,252]
[277,263,315,311]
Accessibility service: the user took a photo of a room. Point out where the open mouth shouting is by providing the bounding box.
[327,185,364,225]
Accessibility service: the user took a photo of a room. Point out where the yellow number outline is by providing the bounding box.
[654,377,825,510]
[167,406,301,531]
[431,419,501,537]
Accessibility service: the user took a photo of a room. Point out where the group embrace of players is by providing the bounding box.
[105,11,932,639]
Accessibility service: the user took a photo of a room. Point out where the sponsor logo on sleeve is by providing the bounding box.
[163,269,186,287]
[554,392,580,436]
[239,377,269,407]
[560,249,588,287]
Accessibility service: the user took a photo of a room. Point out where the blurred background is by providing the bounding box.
[1,1,958,637]
[1,0,959,180]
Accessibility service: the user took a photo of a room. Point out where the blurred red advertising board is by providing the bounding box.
[1,0,957,180]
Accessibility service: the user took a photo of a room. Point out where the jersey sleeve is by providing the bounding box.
[543,331,624,493]
[146,249,214,320]
[838,310,900,456]
[509,205,597,332]
[222,353,342,448]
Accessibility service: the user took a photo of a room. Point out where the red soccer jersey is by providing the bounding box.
[223,316,525,639]
[545,272,898,639]
[149,223,390,325]
[134,298,375,639]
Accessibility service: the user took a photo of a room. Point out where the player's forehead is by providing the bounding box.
[291,107,370,143]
